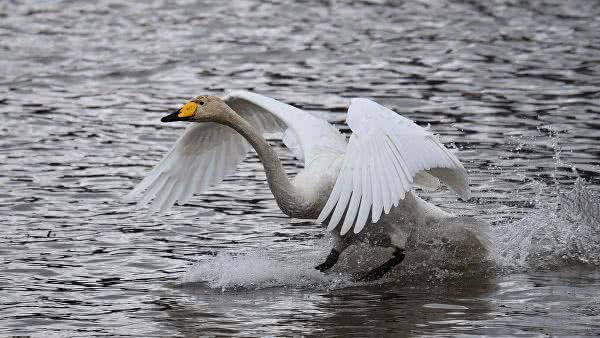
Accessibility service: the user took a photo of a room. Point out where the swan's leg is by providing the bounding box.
[315,234,351,272]
[359,247,405,281]
[315,248,340,272]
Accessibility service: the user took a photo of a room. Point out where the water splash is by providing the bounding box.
[182,250,355,291]
[182,217,496,290]
[492,179,600,270]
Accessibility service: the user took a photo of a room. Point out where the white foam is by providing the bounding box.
[182,250,355,291]
[492,179,600,270]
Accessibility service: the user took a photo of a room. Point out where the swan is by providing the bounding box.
[126,91,474,280]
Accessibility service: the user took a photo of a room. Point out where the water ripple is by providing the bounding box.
[1,0,600,336]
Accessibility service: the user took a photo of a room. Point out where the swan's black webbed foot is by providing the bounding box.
[315,248,340,272]
[359,248,405,281]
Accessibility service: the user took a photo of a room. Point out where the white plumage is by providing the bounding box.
[317,98,470,235]
[128,91,469,229]
[126,91,347,212]
[126,91,475,279]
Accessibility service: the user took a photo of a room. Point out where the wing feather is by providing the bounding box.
[384,137,408,200]
[127,91,346,212]
[329,168,352,229]
[318,98,470,234]
[369,141,383,223]
[381,144,400,207]
[223,91,346,165]
[138,172,166,207]
[354,161,372,233]
[341,163,362,234]
[178,154,202,205]
[152,177,175,211]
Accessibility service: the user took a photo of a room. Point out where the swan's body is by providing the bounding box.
[127,91,481,280]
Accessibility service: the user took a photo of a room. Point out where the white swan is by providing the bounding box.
[126,91,473,280]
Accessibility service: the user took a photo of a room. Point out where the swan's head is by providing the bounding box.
[161,95,229,123]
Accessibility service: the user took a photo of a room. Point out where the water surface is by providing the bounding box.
[1,0,600,336]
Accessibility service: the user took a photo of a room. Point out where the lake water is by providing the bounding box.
[1,0,600,336]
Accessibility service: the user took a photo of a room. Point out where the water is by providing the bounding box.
[1,0,600,336]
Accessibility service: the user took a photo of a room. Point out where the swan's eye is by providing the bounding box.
[178,102,198,118]
[198,101,204,105]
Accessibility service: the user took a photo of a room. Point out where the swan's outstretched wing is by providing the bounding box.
[126,91,346,211]
[125,122,250,211]
[223,91,347,165]
[317,98,470,235]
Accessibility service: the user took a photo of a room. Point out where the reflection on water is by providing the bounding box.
[166,270,600,337]
[165,282,497,337]
[1,0,600,336]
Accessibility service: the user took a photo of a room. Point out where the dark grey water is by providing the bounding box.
[2,0,600,336]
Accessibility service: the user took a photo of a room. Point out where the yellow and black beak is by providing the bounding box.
[161,109,185,122]
[161,102,198,123]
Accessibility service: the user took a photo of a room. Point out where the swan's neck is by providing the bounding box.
[217,107,307,217]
